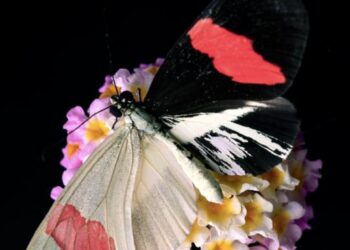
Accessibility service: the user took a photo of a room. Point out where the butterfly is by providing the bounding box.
[27,0,309,249]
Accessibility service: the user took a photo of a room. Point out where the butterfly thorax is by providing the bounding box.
[110,91,162,135]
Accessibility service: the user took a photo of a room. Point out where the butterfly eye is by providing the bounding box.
[111,94,120,104]
[119,91,135,104]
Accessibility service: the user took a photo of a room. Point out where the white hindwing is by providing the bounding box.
[28,125,197,250]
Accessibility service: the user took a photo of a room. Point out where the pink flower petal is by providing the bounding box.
[87,98,111,120]
[60,153,82,169]
[250,246,268,250]
[304,159,322,193]
[280,224,302,250]
[305,159,322,171]
[62,168,79,186]
[99,75,114,93]
[285,202,305,220]
[50,186,63,200]
[253,235,279,250]
[113,69,131,91]
[293,149,308,163]
[155,57,165,66]
[63,106,87,132]
[60,144,83,169]
[139,58,164,69]
[295,206,313,231]
[293,133,306,149]
[78,142,99,162]
[66,129,85,144]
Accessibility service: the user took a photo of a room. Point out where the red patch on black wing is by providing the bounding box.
[46,204,116,250]
[188,18,286,85]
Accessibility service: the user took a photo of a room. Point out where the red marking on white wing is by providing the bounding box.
[188,18,286,85]
[46,204,116,250]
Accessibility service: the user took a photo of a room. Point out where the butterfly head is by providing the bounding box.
[110,91,136,118]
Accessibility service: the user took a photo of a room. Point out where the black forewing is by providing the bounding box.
[144,0,308,115]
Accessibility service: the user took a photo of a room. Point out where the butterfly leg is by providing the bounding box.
[136,88,142,103]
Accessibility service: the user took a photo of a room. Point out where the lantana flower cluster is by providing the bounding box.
[51,59,321,250]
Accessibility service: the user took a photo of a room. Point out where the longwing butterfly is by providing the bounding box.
[27,0,308,249]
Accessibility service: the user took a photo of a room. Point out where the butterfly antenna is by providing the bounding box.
[67,105,113,136]
[41,104,114,163]
[42,7,119,163]
[41,7,119,162]
[103,6,119,95]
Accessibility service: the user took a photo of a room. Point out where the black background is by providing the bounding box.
[1,0,348,249]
